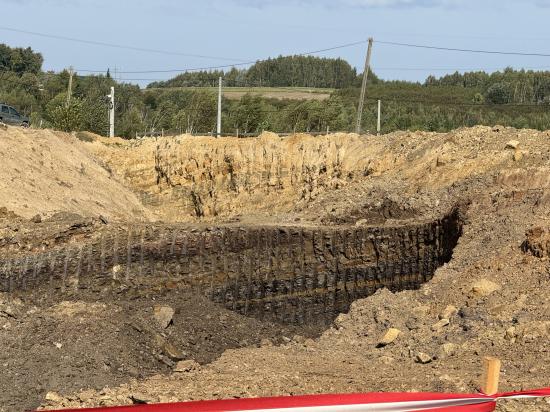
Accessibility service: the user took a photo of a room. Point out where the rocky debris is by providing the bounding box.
[440,305,458,320]
[154,334,186,361]
[431,318,450,331]
[378,356,395,365]
[173,360,200,373]
[44,392,63,404]
[30,214,42,223]
[439,343,458,358]
[470,279,500,297]
[414,352,433,364]
[522,227,550,258]
[513,149,523,162]
[506,140,520,149]
[153,305,175,329]
[112,265,122,279]
[376,328,401,347]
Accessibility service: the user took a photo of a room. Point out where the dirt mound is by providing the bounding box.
[0,127,151,221]
[1,288,312,412]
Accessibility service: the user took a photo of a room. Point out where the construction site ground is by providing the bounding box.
[0,125,549,412]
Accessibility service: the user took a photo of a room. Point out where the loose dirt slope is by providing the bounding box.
[0,127,151,221]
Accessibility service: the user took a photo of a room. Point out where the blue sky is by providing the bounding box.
[2,0,550,86]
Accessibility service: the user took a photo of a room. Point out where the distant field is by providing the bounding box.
[145,86,334,101]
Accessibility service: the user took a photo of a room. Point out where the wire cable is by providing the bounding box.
[73,39,370,74]
[375,40,550,58]
[0,26,247,62]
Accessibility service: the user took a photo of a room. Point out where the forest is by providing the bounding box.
[2,43,550,138]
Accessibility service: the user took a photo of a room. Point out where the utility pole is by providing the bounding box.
[355,37,373,135]
[377,99,381,135]
[66,66,74,107]
[107,86,115,137]
[217,76,222,137]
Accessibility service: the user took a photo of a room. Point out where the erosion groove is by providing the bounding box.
[1,209,461,324]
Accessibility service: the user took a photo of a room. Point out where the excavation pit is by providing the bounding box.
[1,208,462,326]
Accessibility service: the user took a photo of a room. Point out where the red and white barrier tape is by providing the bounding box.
[46,388,550,412]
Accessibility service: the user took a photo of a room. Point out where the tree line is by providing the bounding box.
[3,43,550,138]
[148,55,372,89]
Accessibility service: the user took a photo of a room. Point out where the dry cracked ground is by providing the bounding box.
[0,125,549,411]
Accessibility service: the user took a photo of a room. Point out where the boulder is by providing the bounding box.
[506,140,520,149]
[30,214,42,223]
[174,359,200,373]
[431,318,450,331]
[470,279,500,297]
[440,305,458,320]
[376,328,401,347]
[415,352,432,364]
[153,305,175,329]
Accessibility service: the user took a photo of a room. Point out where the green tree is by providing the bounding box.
[485,83,512,104]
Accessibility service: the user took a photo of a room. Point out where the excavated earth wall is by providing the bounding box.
[1,210,461,324]
[84,132,385,221]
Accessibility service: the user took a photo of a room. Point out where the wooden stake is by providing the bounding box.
[481,356,501,395]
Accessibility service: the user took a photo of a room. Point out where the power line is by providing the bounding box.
[375,40,550,58]
[72,39,370,74]
[0,26,246,62]
[373,66,550,72]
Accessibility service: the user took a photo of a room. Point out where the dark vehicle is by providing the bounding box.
[0,103,30,127]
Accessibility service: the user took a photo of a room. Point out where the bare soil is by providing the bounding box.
[1,125,550,411]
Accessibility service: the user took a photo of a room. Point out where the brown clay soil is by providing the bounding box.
[1,125,550,411]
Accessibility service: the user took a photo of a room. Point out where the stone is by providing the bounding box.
[513,149,523,162]
[174,359,200,373]
[292,335,306,344]
[379,355,395,365]
[376,328,401,347]
[506,140,520,149]
[260,338,273,347]
[111,265,122,280]
[415,352,432,364]
[431,318,450,331]
[436,155,451,167]
[44,391,63,403]
[440,305,458,320]
[153,305,175,329]
[30,214,42,223]
[355,218,368,226]
[162,341,186,361]
[505,326,516,341]
[440,343,458,357]
[471,279,500,297]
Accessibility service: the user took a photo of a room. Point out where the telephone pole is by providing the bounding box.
[355,37,373,135]
[107,86,115,137]
[217,76,222,137]
[66,66,74,107]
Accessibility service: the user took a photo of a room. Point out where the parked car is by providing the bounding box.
[0,103,30,127]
